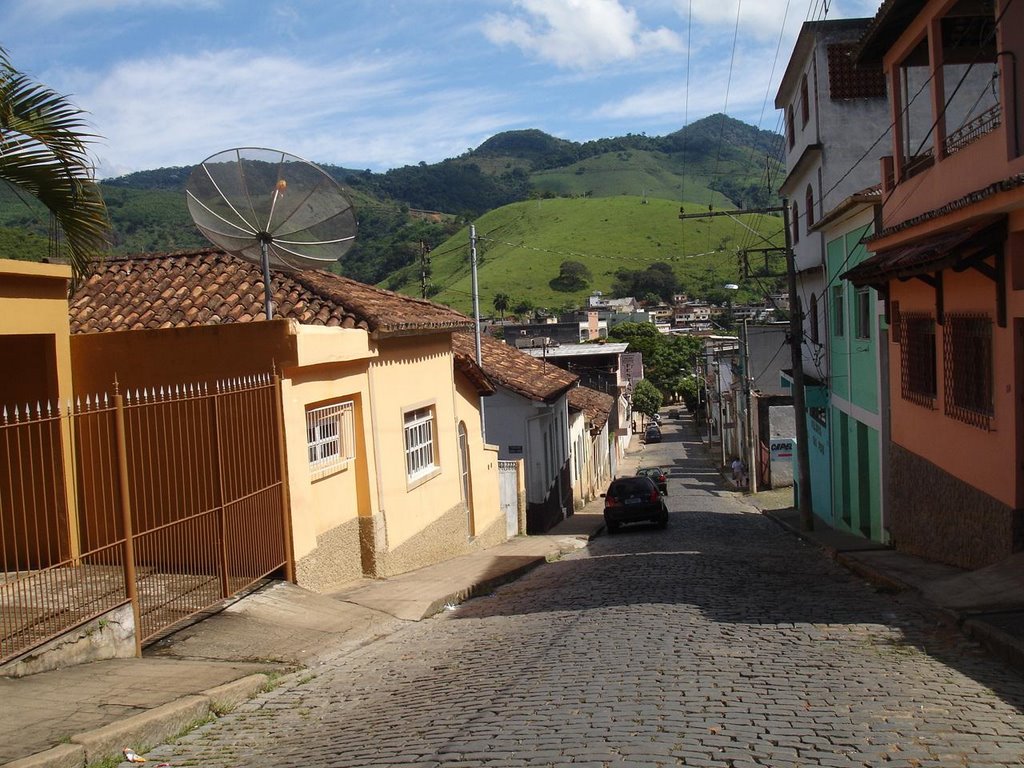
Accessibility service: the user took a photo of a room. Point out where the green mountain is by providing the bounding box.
[0,113,783,300]
[383,195,785,316]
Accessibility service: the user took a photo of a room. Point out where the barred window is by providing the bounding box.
[832,286,845,337]
[307,400,355,480]
[944,313,993,428]
[404,406,437,481]
[855,287,872,340]
[900,313,936,407]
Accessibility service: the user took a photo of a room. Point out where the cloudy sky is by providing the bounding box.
[2,0,880,179]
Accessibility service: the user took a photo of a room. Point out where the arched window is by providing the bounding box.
[792,201,800,244]
[800,74,810,126]
[805,185,815,231]
[787,106,795,149]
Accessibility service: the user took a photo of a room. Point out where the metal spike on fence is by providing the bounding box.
[2,405,8,424]
[103,393,109,407]
[85,394,91,411]
[75,396,82,413]
[36,401,42,418]
[160,386,166,400]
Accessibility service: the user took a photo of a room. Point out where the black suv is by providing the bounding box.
[601,476,669,533]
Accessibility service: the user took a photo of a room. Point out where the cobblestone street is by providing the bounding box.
[152,424,1024,768]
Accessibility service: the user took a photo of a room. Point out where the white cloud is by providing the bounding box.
[481,0,684,70]
[79,48,522,177]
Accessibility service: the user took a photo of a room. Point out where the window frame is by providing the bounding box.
[800,74,810,127]
[855,287,872,340]
[900,313,937,408]
[404,404,439,484]
[832,285,845,338]
[943,313,994,429]
[306,399,355,480]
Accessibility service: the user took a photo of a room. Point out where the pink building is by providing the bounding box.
[844,0,1024,567]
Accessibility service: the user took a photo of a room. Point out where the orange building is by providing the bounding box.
[845,0,1024,567]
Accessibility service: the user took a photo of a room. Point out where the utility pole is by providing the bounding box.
[419,241,431,299]
[470,224,485,437]
[679,204,813,530]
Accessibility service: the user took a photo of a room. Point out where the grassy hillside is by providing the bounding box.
[384,195,785,315]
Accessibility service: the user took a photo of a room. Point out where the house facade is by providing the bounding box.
[454,332,578,534]
[775,17,890,525]
[567,386,616,506]
[819,191,887,542]
[70,250,504,587]
[844,0,1024,567]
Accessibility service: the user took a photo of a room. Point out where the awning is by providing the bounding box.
[842,217,1005,287]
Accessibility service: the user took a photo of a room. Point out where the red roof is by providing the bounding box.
[69,249,473,337]
[453,331,578,403]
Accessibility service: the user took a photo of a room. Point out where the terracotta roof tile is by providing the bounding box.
[69,248,473,337]
[568,386,615,431]
[453,331,578,403]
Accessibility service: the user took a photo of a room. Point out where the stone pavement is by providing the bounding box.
[0,444,639,768]
[4,413,1024,767]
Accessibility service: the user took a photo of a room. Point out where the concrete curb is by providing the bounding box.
[1,675,273,768]
[72,694,210,765]
[961,616,1024,672]
[420,555,548,620]
[1,744,84,768]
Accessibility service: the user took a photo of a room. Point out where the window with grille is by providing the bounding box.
[855,287,872,340]
[307,400,355,480]
[805,185,815,230]
[404,406,437,482]
[832,285,845,337]
[944,313,993,428]
[792,202,800,244]
[900,314,936,407]
[787,106,795,148]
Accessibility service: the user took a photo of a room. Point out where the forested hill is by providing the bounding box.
[1,113,783,287]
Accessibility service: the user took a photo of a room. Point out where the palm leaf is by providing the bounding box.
[0,46,110,286]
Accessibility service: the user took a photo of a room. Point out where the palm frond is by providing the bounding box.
[0,45,110,286]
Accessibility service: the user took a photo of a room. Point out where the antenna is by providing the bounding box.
[186,147,357,319]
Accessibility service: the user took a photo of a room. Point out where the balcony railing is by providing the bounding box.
[945,104,1002,156]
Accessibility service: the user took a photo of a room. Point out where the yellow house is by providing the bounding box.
[69,249,504,590]
[0,259,79,570]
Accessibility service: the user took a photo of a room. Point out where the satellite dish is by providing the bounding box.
[186,147,357,319]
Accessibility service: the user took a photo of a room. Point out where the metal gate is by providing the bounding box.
[1,373,291,663]
[498,460,520,538]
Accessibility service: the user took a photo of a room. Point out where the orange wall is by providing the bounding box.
[888,219,1024,508]
[71,320,299,395]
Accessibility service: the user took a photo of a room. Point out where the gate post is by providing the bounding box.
[113,389,142,657]
[272,373,295,582]
[211,386,231,598]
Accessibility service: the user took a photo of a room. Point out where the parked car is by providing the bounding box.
[668,409,680,419]
[636,466,668,495]
[644,425,662,443]
[601,476,669,533]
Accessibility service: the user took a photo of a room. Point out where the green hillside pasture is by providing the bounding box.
[530,150,734,206]
[390,196,784,315]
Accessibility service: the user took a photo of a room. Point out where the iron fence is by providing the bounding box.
[0,374,291,664]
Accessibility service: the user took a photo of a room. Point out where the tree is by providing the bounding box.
[492,292,510,320]
[631,379,663,422]
[549,259,591,292]
[0,46,110,286]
